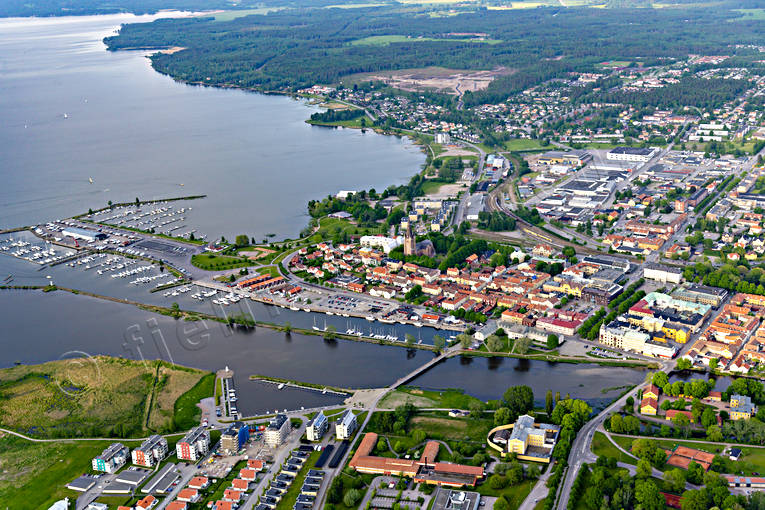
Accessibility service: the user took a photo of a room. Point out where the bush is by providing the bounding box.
[343,488,363,507]
[488,474,508,490]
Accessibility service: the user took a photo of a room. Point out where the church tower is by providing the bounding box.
[403,224,416,256]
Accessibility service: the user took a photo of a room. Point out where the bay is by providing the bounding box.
[0,13,424,240]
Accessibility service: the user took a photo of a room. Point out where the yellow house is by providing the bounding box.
[730,394,755,420]
[640,397,658,416]
[662,323,689,344]
[644,385,660,401]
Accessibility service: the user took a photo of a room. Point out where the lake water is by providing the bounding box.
[409,355,648,413]
[0,13,424,240]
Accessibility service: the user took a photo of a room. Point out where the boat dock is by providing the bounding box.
[250,376,350,397]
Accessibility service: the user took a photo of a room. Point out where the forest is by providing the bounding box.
[103,2,765,106]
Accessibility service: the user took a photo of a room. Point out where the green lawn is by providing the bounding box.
[503,139,547,152]
[174,372,215,430]
[0,435,141,509]
[379,387,485,409]
[421,180,448,195]
[476,479,535,509]
[257,266,281,277]
[309,217,385,243]
[350,35,502,46]
[729,8,765,20]
[307,117,368,128]
[191,253,251,271]
[591,432,635,464]
[609,435,765,475]
[275,451,320,510]
[208,7,284,21]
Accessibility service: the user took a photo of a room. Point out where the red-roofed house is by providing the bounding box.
[239,468,257,481]
[136,495,157,510]
[223,489,242,502]
[232,478,249,491]
[188,476,210,490]
[666,409,695,423]
[177,488,200,503]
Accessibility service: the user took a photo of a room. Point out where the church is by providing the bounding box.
[403,224,435,258]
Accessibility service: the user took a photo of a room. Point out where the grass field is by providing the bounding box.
[0,434,141,509]
[173,372,215,430]
[610,435,765,475]
[408,413,494,443]
[309,217,385,243]
[350,34,502,46]
[476,479,536,509]
[378,387,484,409]
[503,138,548,151]
[729,8,765,20]
[257,266,281,277]
[207,7,284,21]
[591,432,635,464]
[191,252,251,271]
[421,180,448,195]
[0,357,208,438]
[307,117,368,128]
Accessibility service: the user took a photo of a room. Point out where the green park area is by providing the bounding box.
[591,431,635,464]
[191,252,252,271]
[308,217,385,244]
[609,434,765,475]
[503,139,548,151]
[379,387,484,409]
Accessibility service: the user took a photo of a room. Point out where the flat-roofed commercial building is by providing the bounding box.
[349,433,484,487]
[674,284,728,307]
[643,263,682,285]
[606,147,657,162]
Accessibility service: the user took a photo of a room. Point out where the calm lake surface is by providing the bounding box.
[0,13,424,240]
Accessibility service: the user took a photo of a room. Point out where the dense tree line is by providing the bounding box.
[104,4,765,104]
[597,77,749,110]
[477,211,516,232]
[309,108,365,123]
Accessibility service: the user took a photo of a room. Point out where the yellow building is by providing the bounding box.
[542,278,583,297]
[662,323,689,344]
[640,397,658,416]
[488,415,560,463]
[730,394,755,420]
[644,385,660,401]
